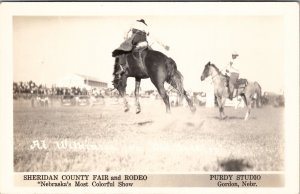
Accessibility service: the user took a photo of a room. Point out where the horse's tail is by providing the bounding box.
[254,81,262,108]
[165,57,184,94]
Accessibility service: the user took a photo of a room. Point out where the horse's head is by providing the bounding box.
[112,55,127,95]
[201,61,212,81]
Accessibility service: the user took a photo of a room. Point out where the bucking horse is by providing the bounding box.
[112,47,196,114]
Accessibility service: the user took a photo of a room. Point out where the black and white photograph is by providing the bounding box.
[0,2,299,193]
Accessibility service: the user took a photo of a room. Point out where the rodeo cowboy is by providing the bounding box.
[112,19,169,74]
[126,19,149,50]
[124,19,170,52]
[224,51,240,100]
[112,19,149,57]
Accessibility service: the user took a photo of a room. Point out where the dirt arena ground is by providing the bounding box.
[13,98,284,172]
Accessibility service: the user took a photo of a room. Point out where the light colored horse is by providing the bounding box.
[200,62,262,120]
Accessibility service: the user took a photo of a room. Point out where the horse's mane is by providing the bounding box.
[112,49,131,57]
[113,57,119,75]
[112,57,122,88]
[209,62,222,75]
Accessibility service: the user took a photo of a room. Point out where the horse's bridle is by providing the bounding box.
[207,64,226,84]
[117,64,124,75]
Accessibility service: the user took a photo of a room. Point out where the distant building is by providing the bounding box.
[56,73,108,89]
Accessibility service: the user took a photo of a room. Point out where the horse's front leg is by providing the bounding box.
[221,97,227,119]
[244,96,252,120]
[119,75,130,112]
[123,97,130,112]
[217,96,226,120]
[135,78,141,114]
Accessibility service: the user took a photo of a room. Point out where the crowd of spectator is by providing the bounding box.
[13,81,214,107]
[13,80,112,99]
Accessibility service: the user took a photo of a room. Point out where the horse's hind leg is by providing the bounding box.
[244,104,251,120]
[168,74,196,113]
[185,90,196,113]
[219,106,224,119]
[216,96,226,120]
[241,95,251,120]
[135,78,141,114]
[156,83,171,113]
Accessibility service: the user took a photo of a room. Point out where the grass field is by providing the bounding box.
[13,98,284,172]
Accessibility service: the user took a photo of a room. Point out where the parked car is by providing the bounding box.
[61,95,76,106]
[76,95,90,106]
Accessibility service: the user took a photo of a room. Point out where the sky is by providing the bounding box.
[13,15,284,93]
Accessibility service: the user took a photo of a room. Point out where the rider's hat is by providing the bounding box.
[232,51,239,56]
[137,19,148,26]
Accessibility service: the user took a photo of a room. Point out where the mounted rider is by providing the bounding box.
[112,19,149,65]
[128,19,149,49]
[223,51,240,100]
[112,19,169,75]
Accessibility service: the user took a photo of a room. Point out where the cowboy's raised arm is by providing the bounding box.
[148,33,170,51]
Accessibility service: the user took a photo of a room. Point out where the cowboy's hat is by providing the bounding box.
[232,51,239,56]
[137,19,147,26]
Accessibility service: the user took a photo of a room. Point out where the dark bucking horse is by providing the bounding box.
[112,48,196,114]
[200,61,262,120]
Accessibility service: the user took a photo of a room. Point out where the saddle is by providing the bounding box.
[129,46,149,76]
[235,78,248,89]
[133,46,147,63]
[112,32,147,57]
[113,46,149,77]
[112,37,134,57]
[225,76,248,89]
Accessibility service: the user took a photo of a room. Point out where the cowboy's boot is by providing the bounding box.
[227,77,233,100]
[229,84,234,100]
[229,92,233,100]
[138,49,143,67]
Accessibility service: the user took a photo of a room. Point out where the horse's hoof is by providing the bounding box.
[124,108,129,112]
[136,110,141,114]
[191,106,196,113]
[220,116,227,120]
